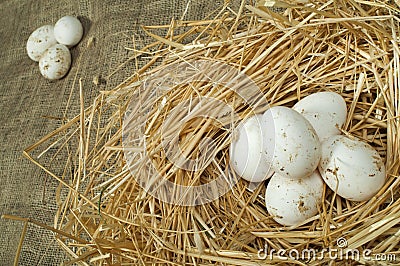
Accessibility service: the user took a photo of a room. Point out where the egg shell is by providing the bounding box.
[39,44,71,80]
[229,114,274,182]
[261,106,321,179]
[265,171,324,226]
[293,92,347,141]
[26,25,58,62]
[54,16,84,47]
[318,135,386,201]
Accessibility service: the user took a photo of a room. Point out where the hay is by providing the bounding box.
[7,0,400,264]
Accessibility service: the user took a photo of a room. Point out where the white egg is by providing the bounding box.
[293,92,347,141]
[229,114,274,183]
[26,25,57,62]
[54,16,83,47]
[261,106,321,179]
[39,44,71,80]
[319,135,386,201]
[265,171,324,226]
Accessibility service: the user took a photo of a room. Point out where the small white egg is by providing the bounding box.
[26,25,58,62]
[39,44,71,80]
[319,135,386,201]
[293,92,347,141]
[229,114,274,183]
[261,106,321,179]
[265,171,324,226]
[54,16,83,47]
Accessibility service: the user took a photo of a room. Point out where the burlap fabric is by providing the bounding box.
[0,1,235,264]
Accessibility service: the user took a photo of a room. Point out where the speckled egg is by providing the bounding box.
[26,25,58,62]
[265,171,324,226]
[293,92,347,141]
[229,114,274,183]
[261,106,321,179]
[38,44,71,80]
[319,135,386,201]
[54,16,84,47]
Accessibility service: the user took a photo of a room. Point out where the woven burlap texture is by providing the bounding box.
[0,1,233,264]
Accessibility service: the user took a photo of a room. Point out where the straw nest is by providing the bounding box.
[19,0,400,265]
